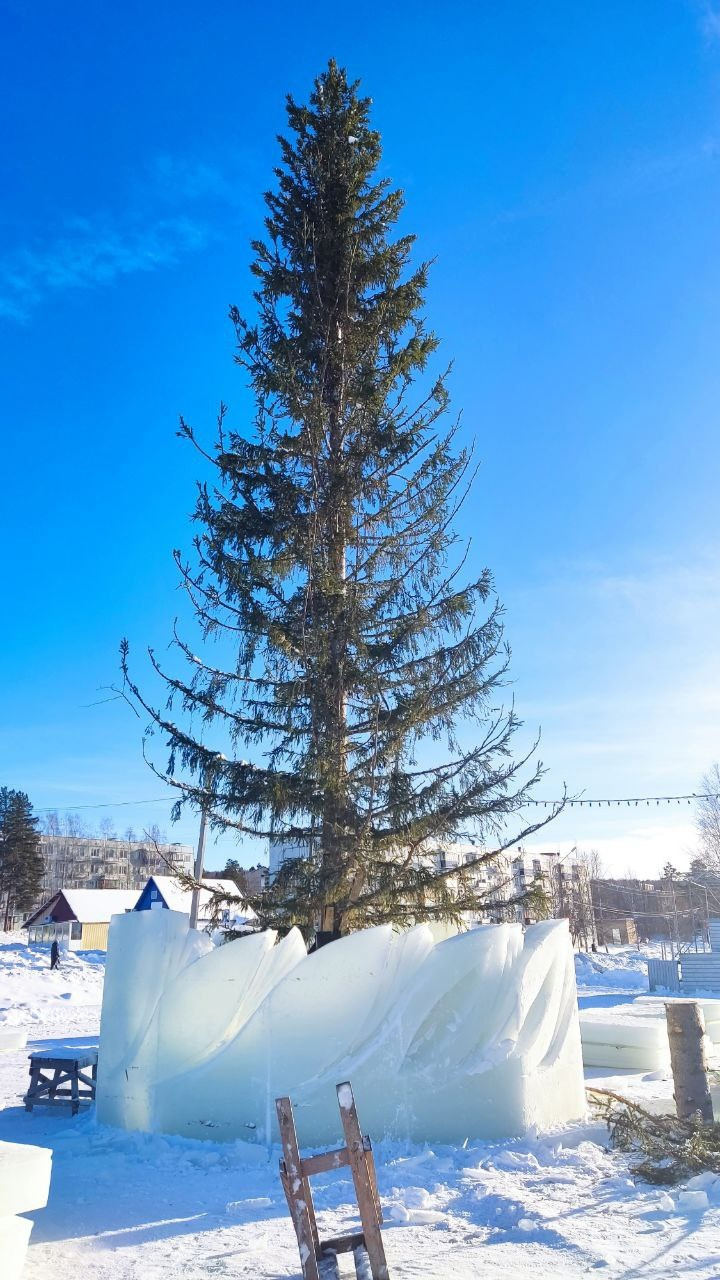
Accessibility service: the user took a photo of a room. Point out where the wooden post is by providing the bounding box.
[276,1096,321,1280]
[336,1083,389,1280]
[665,1000,714,1123]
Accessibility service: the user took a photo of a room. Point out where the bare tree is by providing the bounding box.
[696,765,720,871]
[99,816,116,839]
[42,811,61,836]
[576,847,605,881]
[62,812,90,837]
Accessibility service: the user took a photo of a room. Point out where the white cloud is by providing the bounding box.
[697,1,720,42]
[502,549,720,874]
[0,153,247,322]
[524,821,698,878]
[0,216,210,321]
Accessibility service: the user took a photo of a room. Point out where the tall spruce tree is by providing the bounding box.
[0,788,44,930]
[123,62,559,940]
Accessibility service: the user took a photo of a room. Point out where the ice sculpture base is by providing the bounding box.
[97,912,585,1145]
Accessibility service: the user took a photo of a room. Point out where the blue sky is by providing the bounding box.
[2,0,719,874]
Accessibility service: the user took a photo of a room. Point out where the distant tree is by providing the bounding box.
[42,811,61,836]
[221,858,243,887]
[121,61,559,942]
[0,788,44,930]
[696,765,720,871]
[686,857,712,883]
[123,826,137,843]
[99,817,116,839]
[62,812,90,837]
[662,862,678,882]
[576,847,605,882]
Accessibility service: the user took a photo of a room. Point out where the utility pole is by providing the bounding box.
[189,757,222,931]
[189,804,208,931]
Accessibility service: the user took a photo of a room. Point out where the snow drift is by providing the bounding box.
[96,912,585,1145]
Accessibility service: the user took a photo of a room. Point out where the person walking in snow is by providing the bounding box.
[50,939,59,970]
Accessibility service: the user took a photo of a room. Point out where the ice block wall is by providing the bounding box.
[0,1141,52,1280]
[96,913,585,1145]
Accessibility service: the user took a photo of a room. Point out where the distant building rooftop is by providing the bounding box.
[25,888,140,926]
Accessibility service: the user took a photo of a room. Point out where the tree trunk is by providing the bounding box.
[665,1001,714,1123]
[317,319,349,941]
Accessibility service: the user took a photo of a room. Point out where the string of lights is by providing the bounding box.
[30,790,720,814]
[529,792,720,809]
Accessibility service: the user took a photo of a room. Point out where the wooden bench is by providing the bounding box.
[24,1048,98,1115]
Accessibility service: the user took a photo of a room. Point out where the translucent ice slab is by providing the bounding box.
[0,1140,52,1280]
[635,996,720,1046]
[0,1141,52,1216]
[580,1002,671,1070]
[0,1212,32,1280]
[97,912,585,1145]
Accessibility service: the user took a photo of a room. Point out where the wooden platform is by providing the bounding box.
[24,1048,98,1115]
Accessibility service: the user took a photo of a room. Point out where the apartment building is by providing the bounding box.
[38,834,193,897]
[267,838,594,939]
[421,845,596,943]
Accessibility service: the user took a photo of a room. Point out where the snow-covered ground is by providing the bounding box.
[3,934,720,1279]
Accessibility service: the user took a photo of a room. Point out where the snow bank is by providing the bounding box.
[0,933,105,1038]
[96,913,585,1145]
[575,947,650,993]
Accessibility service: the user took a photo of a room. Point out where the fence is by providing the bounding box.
[647,958,682,992]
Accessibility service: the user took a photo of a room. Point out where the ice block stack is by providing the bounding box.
[0,1141,52,1280]
[580,1004,671,1070]
[580,996,720,1072]
[97,911,586,1145]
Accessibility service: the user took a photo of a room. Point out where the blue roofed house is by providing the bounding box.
[134,875,256,933]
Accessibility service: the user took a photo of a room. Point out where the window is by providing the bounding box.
[71,922,82,941]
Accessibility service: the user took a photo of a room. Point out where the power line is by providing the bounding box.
[34,796,172,814]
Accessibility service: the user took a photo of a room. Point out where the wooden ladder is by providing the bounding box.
[276,1081,390,1280]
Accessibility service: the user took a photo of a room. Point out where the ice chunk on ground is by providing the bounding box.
[0,1140,52,1280]
[96,914,585,1145]
[0,1028,26,1054]
[0,1212,33,1280]
[580,1002,671,1070]
[678,1189,709,1212]
[0,1140,52,1216]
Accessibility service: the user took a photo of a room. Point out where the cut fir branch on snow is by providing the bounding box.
[588,1088,720,1185]
[121,60,560,941]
